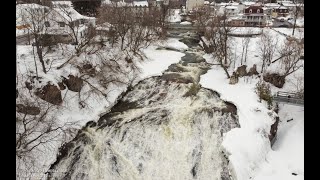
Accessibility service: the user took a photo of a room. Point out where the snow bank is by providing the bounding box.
[158,38,189,51]
[230,27,263,35]
[200,26,304,180]
[180,21,192,25]
[253,104,304,180]
[139,38,187,79]
[200,60,275,180]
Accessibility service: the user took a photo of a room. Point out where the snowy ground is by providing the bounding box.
[253,104,304,180]
[229,27,304,93]
[200,64,275,180]
[16,38,188,179]
[138,39,187,80]
[200,27,304,180]
[17,21,303,179]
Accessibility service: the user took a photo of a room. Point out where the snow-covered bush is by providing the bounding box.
[255,80,272,108]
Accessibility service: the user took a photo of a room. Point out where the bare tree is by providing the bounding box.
[19,4,52,74]
[240,29,252,65]
[289,74,304,98]
[292,1,304,36]
[257,31,278,73]
[97,4,134,50]
[192,7,234,77]
[97,4,166,52]
[16,93,78,178]
[52,4,97,55]
[279,38,304,78]
[200,11,234,78]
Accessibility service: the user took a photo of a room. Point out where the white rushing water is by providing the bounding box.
[48,52,239,180]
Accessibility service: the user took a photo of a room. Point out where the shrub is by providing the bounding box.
[255,80,273,108]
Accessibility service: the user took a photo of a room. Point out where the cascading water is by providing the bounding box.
[47,43,240,180]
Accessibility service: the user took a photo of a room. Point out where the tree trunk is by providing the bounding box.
[224,40,228,65]
[292,17,297,36]
[244,45,248,63]
[261,57,266,73]
[241,46,245,65]
[121,36,125,50]
[222,65,230,78]
[32,46,39,78]
[36,46,46,74]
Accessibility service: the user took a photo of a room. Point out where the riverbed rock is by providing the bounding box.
[35,83,62,105]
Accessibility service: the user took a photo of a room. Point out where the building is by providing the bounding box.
[186,0,204,11]
[223,5,239,17]
[16,3,96,45]
[228,17,245,27]
[264,3,289,18]
[243,5,268,27]
[273,6,289,17]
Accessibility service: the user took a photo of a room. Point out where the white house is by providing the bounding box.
[219,5,239,17]
[186,0,204,11]
[215,1,245,13]
[16,3,96,44]
[16,3,50,37]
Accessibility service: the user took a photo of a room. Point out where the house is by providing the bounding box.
[264,3,289,18]
[45,4,96,40]
[215,1,246,13]
[228,16,245,27]
[243,5,268,27]
[16,3,96,45]
[133,0,149,7]
[186,0,204,11]
[273,6,289,17]
[16,3,49,38]
[220,5,239,17]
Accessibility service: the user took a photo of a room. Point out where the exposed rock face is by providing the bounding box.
[162,72,194,84]
[81,64,96,77]
[58,82,66,90]
[35,83,62,105]
[25,81,33,90]
[229,72,239,85]
[247,64,259,76]
[236,65,247,77]
[16,104,40,115]
[63,75,83,92]
[48,52,239,180]
[179,37,200,48]
[269,116,279,146]
[83,64,93,70]
[263,73,285,88]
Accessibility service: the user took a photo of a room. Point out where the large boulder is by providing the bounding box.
[179,37,200,48]
[263,73,285,88]
[63,75,83,92]
[81,64,96,77]
[247,64,259,76]
[25,81,33,90]
[229,72,239,85]
[35,83,62,105]
[16,104,40,115]
[236,65,247,77]
[162,73,194,84]
[58,81,66,90]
